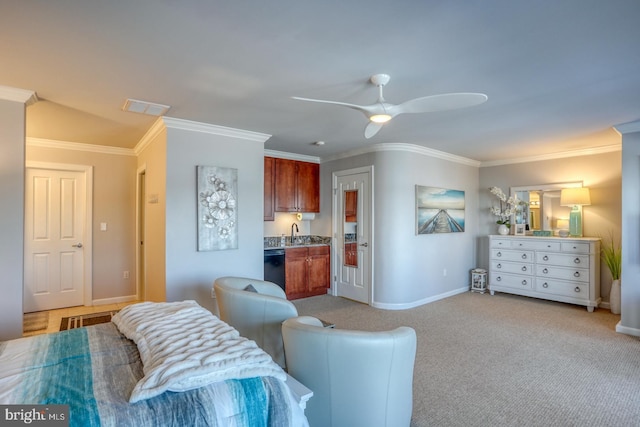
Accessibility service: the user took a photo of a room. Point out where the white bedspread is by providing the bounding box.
[112,300,286,403]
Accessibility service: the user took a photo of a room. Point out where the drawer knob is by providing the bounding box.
[522,280,527,286]
[497,263,502,269]
[574,258,581,264]
[521,266,527,271]
[574,287,581,293]
[543,255,549,261]
[496,252,502,257]
[496,276,502,282]
[542,282,549,288]
[574,271,580,278]
[543,268,549,274]
[521,254,527,259]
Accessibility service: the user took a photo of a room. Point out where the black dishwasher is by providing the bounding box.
[264,249,286,291]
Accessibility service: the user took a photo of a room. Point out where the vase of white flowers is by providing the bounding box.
[489,186,519,235]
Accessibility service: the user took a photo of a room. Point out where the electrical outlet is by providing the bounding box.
[211,288,216,299]
[123,271,129,279]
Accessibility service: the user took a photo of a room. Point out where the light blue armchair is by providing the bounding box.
[213,276,298,368]
[282,316,417,427]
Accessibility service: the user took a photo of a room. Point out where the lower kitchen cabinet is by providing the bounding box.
[285,245,330,299]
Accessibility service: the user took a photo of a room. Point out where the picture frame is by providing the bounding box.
[514,223,526,236]
[415,185,465,234]
[197,166,238,251]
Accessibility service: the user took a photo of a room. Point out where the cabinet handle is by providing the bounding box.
[521,266,527,271]
[496,276,502,282]
[496,252,502,257]
[574,271,580,278]
[574,287,581,293]
[521,254,527,259]
[496,263,502,269]
[542,282,549,288]
[522,280,527,286]
[543,255,549,261]
[574,258,580,264]
[543,268,549,274]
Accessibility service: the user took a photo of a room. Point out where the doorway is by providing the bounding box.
[333,166,373,304]
[24,162,93,312]
[136,166,147,301]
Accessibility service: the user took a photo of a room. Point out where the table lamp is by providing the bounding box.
[560,187,591,237]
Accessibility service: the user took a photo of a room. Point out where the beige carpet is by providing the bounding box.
[293,292,640,427]
[23,311,49,333]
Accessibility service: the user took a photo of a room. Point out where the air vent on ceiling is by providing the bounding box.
[122,98,170,116]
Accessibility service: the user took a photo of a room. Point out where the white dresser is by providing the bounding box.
[488,235,601,312]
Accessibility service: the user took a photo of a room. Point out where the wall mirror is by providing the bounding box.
[510,182,582,232]
[343,189,358,267]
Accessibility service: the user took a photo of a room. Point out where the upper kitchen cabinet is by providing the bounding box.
[273,158,319,213]
[264,157,275,221]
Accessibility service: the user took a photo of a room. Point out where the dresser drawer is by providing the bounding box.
[560,242,591,254]
[490,238,511,249]
[491,249,534,262]
[536,278,589,299]
[536,252,589,268]
[490,272,533,290]
[491,260,533,275]
[511,239,561,251]
[536,265,589,283]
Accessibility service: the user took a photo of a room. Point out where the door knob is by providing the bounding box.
[359,242,368,247]
[72,243,83,248]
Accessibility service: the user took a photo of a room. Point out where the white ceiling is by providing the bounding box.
[3,0,640,162]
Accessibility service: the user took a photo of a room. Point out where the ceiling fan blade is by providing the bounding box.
[364,122,383,139]
[291,96,371,115]
[398,93,488,114]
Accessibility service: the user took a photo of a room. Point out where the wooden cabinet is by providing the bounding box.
[488,236,601,312]
[264,157,275,221]
[344,242,357,267]
[344,190,357,222]
[285,245,330,299]
[274,158,319,213]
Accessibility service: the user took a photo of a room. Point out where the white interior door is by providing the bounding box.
[334,167,372,304]
[24,167,86,312]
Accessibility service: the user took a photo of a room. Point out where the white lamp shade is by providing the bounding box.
[560,187,591,206]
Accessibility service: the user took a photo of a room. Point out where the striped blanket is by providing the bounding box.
[0,323,307,427]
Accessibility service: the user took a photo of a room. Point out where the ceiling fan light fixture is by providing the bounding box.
[369,113,392,123]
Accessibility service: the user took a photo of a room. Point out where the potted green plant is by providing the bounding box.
[601,233,621,314]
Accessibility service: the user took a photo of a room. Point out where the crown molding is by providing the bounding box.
[161,116,271,142]
[133,117,166,155]
[480,144,621,167]
[27,137,135,156]
[322,143,481,167]
[264,149,320,163]
[614,120,640,135]
[0,85,38,105]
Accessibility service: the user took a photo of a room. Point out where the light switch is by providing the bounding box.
[100,222,107,231]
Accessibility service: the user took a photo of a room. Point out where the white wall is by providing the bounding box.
[163,121,269,314]
[619,124,640,336]
[319,145,479,308]
[0,97,28,340]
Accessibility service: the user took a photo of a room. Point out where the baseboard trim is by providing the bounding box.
[92,295,138,306]
[599,301,611,310]
[615,321,640,337]
[371,286,469,310]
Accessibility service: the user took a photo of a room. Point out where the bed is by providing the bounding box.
[0,301,310,427]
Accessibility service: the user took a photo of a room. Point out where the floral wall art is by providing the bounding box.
[416,185,465,234]
[197,166,238,251]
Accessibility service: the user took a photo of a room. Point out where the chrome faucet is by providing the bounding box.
[291,223,299,245]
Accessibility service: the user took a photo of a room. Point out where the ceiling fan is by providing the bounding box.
[292,74,488,139]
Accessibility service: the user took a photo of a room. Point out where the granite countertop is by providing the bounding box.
[264,235,331,250]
